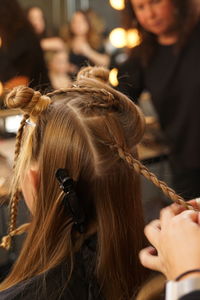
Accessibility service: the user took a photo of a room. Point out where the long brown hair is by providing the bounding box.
[123,0,200,65]
[0,67,146,299]
[0,67,191,299]
[0,0,35,48]
[64,10,102,50]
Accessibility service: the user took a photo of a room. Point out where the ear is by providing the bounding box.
[28,165,39,194]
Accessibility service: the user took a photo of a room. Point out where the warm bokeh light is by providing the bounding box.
[109,28,141,48]
[0,81,3,96]
[109,0,125,10]
[0,37,2,48]
[127,29,141,48]
[109,28,127,48]
[109,68,119,87]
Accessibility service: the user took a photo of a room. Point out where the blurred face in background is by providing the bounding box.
[131,0,176,37]
[70,12,90,36]
[27,7,45,35]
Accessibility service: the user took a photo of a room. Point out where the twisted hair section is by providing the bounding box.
[2,86,52,248]
[0,224,30,251]
[8,114,29,238]
[111,144,194,210]
[5,86,51,117]
[77,66,110,83]
[48,66,130,109]
[13,114,29,166]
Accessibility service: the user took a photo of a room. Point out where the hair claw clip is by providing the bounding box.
[55,168,86,233]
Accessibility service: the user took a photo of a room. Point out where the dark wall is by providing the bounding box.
[89,0,121,31]
[18,0,120,32]
[19,0,53,28]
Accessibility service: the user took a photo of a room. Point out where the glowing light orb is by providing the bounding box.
[109,28,126,48]
[109,68,119,87]
[109,0,125,10]
[127,29,141,48]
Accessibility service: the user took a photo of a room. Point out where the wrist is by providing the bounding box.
[175,269,200,281]
[166,277,200,300]
[178,273,200,281]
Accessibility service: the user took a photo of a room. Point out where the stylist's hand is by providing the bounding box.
[139,202,200,280]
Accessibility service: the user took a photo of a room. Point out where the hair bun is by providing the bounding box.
[77,66,110,84]
[5,86,51,116]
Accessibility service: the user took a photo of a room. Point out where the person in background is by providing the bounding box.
[140,199,200,300]
[26,6,65,52]
[62,10,110,75]
[0,0,50,91]
[45,50,72,89]
[118,0,200,200]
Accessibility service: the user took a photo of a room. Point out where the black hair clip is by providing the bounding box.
[55,168,86,233]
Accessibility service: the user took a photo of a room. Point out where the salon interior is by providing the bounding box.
[1,0,197,286]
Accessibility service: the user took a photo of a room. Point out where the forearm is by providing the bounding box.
[40,37,65,51]
[84,48,110,67]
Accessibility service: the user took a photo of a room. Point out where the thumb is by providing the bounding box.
[139,247,161,272]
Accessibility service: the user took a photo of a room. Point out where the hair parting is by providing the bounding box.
[0,66,196,300]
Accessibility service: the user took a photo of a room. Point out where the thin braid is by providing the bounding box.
[8,190,20,234]
[114,145,194,210]
[47,87,117,108]
[9,114,29,236]
[13,114,29,168]
[0,223,30,251]
[3,87,51,250]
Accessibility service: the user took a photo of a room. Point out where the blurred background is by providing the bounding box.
[19,0,121,31]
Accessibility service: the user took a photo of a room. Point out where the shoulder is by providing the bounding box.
[0,235,101,300]
[180,290,200,300]
[184,20,200,47]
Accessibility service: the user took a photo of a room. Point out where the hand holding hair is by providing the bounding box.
[140,202,200,280]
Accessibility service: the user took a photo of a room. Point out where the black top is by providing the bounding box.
[69,46,105,76]
[0,236,104,300]
[180,290,200,300]
[0,28,50,92]
[118,22,200,170]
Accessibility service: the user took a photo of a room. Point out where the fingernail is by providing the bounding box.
[195,198,200,210]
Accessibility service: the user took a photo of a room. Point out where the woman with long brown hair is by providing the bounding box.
[63,10,110,74]
[118,0,200,200]
[0,66,189,299]
[0,0,50,91]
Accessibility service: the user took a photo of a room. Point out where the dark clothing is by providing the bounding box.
[180,290,200,299]
[69,46,105,76]
[0,236,104,300]
[118,22,200,199]
[0,28,50,92]
[69,51,89,71]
